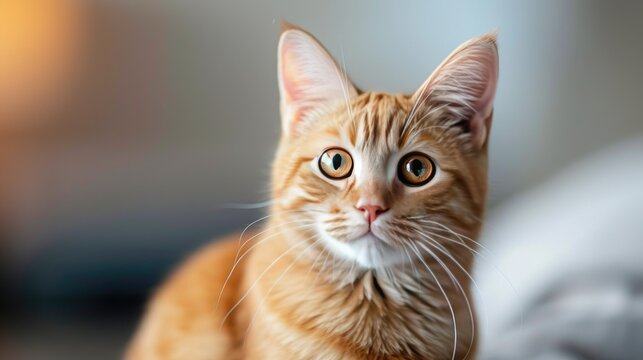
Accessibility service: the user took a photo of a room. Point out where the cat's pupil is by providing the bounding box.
[332,154,342,170]
[409,159,425,177]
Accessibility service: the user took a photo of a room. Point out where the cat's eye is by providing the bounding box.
[397,152,436,187]
[318,148,353,180]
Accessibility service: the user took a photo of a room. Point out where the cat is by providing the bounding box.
[126,23,498,360]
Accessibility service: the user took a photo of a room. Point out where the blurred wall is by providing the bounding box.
[2,0,643,310]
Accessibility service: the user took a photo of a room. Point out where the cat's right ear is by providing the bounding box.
[411,33,499,150]
[277,27,357,137]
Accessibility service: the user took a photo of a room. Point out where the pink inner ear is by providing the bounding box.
[417,35,499,149]
[277,29,356,136]
[471,51,498,121]
[280,48,307,104]
[470,53,498,148]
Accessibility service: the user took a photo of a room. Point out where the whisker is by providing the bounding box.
[347,256,358,289]
[232,222,317,271]
[306,247,327,279]
[401,79,430,138]
[308,246,333,292]
[409,217,491,252]
[415,224,524,330]
[216,213,276,310]
[236,220,316,259]
[407,243,457,360]
[219,238,311,329]
[414,232,490,332]
[414,232,477,289]
[219,199,274,210]
[216,221,316,310]
[242,235,320,341]
[231,209,321,273]
[410,217,482,242]
[326,40,354,123]
[402,245,420,278]
[424,230,480,257]
[414,239,475,360]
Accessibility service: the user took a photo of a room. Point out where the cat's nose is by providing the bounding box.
[357,205,389,223]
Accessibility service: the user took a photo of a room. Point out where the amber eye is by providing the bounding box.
[397,152,436,186]
[318,148,353,180]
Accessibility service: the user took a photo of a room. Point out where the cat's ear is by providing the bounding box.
[278,26,357,136]
[412,33,499,150]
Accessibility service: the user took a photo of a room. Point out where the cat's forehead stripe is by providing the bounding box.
[347,93,408,154]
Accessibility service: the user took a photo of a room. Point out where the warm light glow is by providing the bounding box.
[0,0,84,127]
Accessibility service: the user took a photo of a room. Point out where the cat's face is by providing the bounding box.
[272,26,498,269]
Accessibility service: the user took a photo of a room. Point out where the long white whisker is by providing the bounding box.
[219,199,274,209]
[402,245,420,278]
[408,243,457,360]
[226,209,321,286]
[415,232,484,300]
[414,221,524,330]
[426,230,524,331]
[236,220,316,260]
[333,42,353,121]
[347,257,357,289]
[409,217,487,250]
[216,213,276,309]
[415,232,489,334]
[243,236,320,340]
[306,247,326,279]
[401,79,432,138]
[307,247,333,296]
[216,221,316,311]
[219,238,310,329]
[415,240,475,360]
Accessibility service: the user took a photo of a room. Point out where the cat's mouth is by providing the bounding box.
[356,230,387,245]
[318,225,405,268]
[346,232,406,268]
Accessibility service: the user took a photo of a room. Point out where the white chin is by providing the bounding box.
[319,231,407,269]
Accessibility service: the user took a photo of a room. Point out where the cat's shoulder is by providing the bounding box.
[125,233,251,360]
[156,232,253,308]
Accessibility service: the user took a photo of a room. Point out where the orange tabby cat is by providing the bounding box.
[126,24,498,360]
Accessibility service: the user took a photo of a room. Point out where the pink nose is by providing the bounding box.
[357,205,389,223]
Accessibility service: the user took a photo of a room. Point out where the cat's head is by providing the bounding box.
[271,25,498,269]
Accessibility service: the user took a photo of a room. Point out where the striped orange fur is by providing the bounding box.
[126,24,499,360]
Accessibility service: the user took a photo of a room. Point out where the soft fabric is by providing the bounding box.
[477,136,643,359]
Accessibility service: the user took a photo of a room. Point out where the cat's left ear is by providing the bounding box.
[278,25,357,136]
[412,33,499,150]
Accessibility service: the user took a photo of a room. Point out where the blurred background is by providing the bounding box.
[1,0,643,359]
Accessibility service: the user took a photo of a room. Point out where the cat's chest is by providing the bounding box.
[247,266,465,359]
